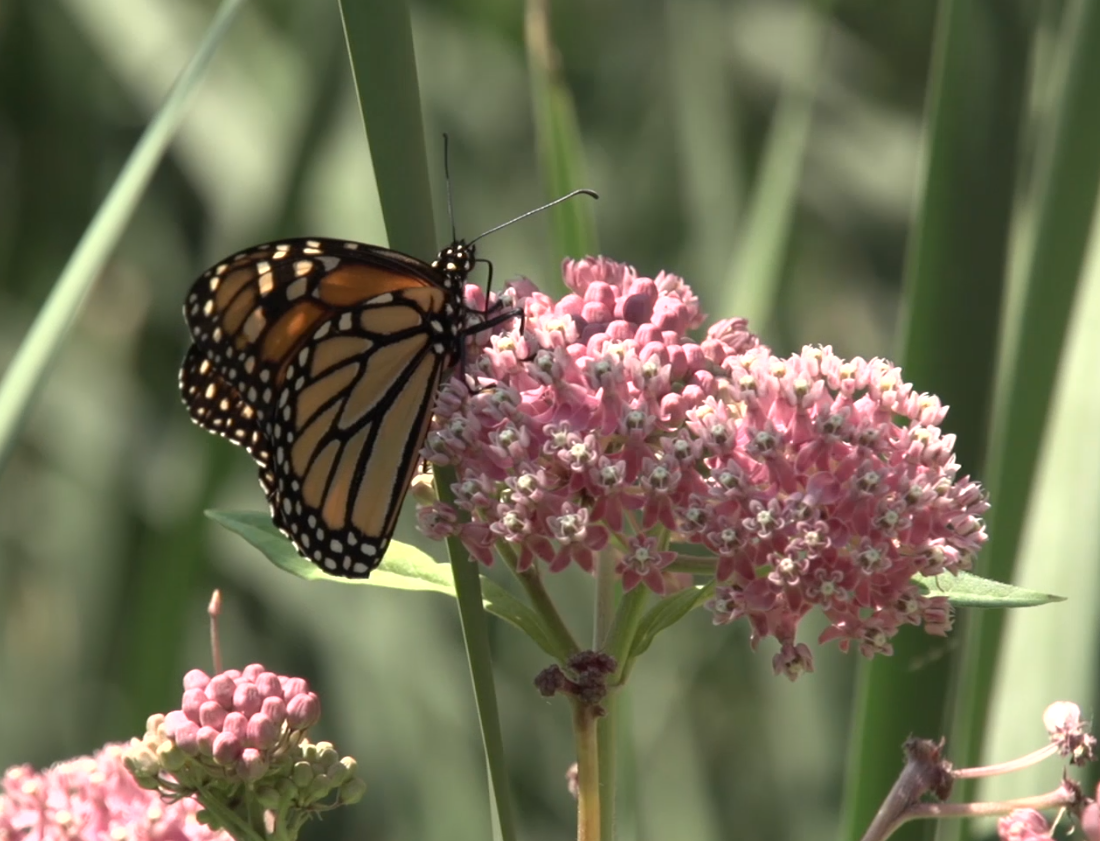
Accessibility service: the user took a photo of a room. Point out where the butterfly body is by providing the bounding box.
[180,236,503,578]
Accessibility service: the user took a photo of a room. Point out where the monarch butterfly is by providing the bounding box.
[180,190,595,579]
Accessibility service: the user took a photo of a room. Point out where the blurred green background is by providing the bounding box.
[1,1,1098,840]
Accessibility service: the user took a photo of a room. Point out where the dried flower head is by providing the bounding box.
[1,742,229,840]
[1043,701,1096,765]
[422,258,988,678]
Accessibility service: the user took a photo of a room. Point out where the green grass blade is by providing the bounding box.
[437,469,518,841]
[947,0,1100,811]
[719,1,826,334]
[979,205,1100,812]
[0,0,246,477]
[839,3,1031,840]
[338,8,515,836]
[525,0,598,282]
[338,0,435,258]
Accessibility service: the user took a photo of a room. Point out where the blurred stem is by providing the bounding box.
[597,693,618,841]
[573,699,602,841]
[593,552,617,648]
[602,585,650,684]
[498,542,581,659]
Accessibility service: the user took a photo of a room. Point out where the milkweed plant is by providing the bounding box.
[4,259,1094,841]
[2,2,1097,841]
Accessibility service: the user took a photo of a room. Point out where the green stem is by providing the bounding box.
[192,791,265,841]
[498,542,581,658]
[593,551,617,649]
[572,699,602,841]
[596,692,618,841]
[601,585,651,684]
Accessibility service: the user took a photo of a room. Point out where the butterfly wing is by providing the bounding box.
[182,238,450,416]
[180,345,277,495]
[181,238,458,577]
[266,288,450,576]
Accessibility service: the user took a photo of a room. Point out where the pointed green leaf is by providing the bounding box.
[205,509,562,654]
[913,571,1064,608]
[629,585,711,659]
[205,510,454,592]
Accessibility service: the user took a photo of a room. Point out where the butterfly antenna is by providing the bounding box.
[443,133,458,243]
[468,189,599,245]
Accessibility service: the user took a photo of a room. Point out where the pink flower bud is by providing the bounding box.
[198,701,227,729]
[620,293,653,323]
[256,672,283,699]
[581,301,612,325]
[196,726,219,756]
[212,731,242,765]
[626,277,657,304]
[605,320,633,341]
[247,714,277,749]
[205,674,236,708]
[242,663,265,680]
[261,696,287,727]
[281,677,308,698]
[233,682,262,717]
[172,721,200,755]
[557,293,584,316]
[238,748,268,782]
[222,711,248,741]
[584,281,615,308]
[286,691,321,729]
[182,669,210,691]
[181,689,205,722]
[164,710,191,738]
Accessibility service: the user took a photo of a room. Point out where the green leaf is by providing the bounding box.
[945,0,1100,814]
[478,579,566,661]
[338,0,435,258]
[628,585,711,659]
[0,0,246,476]
[913,571,1063,609]
[206,509,563,657]
[205,510,454,592]
[842,1,1032,838]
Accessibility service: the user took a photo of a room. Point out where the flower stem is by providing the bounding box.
[601,584,650,684]
[498,542,581,657]
[573,699,602,841]
[597,692,618,841]
[593,550,617,648]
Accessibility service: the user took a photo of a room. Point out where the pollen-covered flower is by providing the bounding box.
[125,664,363,837]
[1,742,229,840]
[422,257,988,677]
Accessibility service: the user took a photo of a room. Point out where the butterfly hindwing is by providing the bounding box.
[264,292,449,577]
[180,345,276,494]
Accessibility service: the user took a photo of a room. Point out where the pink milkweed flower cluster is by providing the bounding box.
[419,257,989,679]
[126,664,363,836]
[0,742,229,841]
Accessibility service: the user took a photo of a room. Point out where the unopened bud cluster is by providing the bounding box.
[124,664,364,835]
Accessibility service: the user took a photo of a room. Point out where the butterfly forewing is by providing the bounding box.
[183,239,446,414]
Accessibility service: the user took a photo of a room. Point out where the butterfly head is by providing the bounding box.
[432,240,477,296]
